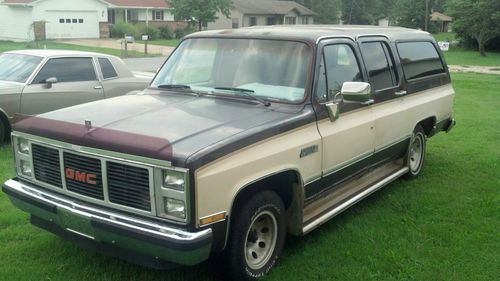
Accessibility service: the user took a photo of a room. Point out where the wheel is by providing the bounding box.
[0,120,5,142]
[222,191,286,280]
[404,124,426,179]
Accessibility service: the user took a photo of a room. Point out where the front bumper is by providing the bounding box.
[2,179,212,267]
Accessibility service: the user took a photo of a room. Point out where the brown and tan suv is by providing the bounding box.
[3,26,455,280]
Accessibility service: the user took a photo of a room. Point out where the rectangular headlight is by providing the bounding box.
[164,197,186,219]
[163,169,186,191]
[17,137,30,155]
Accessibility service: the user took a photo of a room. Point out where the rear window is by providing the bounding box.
[397,42,445,80]
[98,58,118,79]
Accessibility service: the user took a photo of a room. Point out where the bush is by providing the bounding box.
[135,23,160,40]
[174,26,197,39]
[159,25,174,39]
[110,22,139,39]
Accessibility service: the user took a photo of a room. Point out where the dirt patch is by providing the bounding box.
[449,65,500,75]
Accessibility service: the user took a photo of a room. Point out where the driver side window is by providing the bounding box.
[316,44,362,102]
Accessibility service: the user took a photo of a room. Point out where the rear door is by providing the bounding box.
[358,37,410,164]
[20,57,104,115]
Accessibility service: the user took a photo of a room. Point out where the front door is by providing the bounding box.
[308,40,375,199]
[21,57,104,116]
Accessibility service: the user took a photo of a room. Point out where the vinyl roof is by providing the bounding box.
[187,25,434,44]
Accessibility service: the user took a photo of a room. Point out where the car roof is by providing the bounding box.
[187,25,434,44]
[4,49,118,59]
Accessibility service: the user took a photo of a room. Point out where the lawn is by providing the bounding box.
[138,39,181,47]
[0,40,147,57]
[432,33,500,66]
[0,72,499,281]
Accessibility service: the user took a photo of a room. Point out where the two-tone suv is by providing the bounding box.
[3,26,455,280]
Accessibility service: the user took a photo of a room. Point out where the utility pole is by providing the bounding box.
[424,0,430,31]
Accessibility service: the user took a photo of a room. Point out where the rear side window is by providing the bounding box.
[397,42,445,80]
[33,57,96,83]
[98,58,118,79]
[360,42,398,91]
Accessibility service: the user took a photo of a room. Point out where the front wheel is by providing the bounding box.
[404,124,426,179]
[223,191,286,280]
[0,121,5,142]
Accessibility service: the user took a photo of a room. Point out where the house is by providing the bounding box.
[207,0,316,30]
[430,11,452,33]
[0,0,179,41]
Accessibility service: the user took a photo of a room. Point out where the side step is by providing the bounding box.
[302,166,409,234]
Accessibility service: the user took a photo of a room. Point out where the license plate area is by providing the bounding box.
[58,207,95,240]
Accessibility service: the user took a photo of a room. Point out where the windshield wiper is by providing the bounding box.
[157,84,192,90]
[213,87,271,107]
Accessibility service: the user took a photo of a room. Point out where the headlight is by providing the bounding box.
[164,197,186,219]
[20,160,32,177]
[163,170,186,191]
[18,138,30,155]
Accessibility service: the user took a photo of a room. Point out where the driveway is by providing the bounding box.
[123,57,165,73]
[57,39,174,56]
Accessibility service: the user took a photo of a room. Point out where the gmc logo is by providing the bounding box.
[65,168,97,185]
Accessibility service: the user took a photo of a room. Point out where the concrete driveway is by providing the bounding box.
[123,57,165,73]
[57,39,174,56]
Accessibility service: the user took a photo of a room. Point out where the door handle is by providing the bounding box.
[395,90,407,96]
[94,86,103,90]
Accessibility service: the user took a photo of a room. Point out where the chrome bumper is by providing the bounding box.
[2,179,212,266]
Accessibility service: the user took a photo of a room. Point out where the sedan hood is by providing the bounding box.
[0,81,24,94]
[29,91,305,166]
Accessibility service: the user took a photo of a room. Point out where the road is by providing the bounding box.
[122,57,165,73]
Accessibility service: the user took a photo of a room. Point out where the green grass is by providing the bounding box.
[0,40,148,57]
[432,33,500,66]
[432,32,457,43]
[0,73,499,280]
[138,39,181,47]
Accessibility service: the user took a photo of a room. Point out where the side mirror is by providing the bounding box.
[45,77,58,88]
[341,82,373,105]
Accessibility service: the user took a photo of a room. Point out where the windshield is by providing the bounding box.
[0,53,43,83]
[152,38,311,103]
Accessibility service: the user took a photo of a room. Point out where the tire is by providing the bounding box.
[404,124,426,179]
[222,191,286,281]
[0,120,5,142]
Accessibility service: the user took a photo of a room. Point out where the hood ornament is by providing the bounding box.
[85,120,92,130]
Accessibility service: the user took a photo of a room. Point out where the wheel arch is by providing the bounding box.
[223,169,305,249]
[415,115,437,137]
[0,108,12,140]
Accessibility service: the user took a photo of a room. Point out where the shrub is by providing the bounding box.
[110,22,139,39]
[159,25,174,39]
[174,26,197,39]
[135,23,160,40]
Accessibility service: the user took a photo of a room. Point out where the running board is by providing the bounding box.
[302,167,409,234]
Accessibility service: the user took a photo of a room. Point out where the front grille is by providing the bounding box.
[107,162,151,211]
[30,143,153,213]
[32,144,62,188]
[64,152,104,200]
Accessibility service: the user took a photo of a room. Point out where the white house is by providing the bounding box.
[0,0,175,41]
[207,0,316,30]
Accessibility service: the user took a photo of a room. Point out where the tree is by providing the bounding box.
[390,0,428,30]
[447,0,500,56]
[171,0,232,31]
[342,0,395,25]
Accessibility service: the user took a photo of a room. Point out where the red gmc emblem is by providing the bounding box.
[65,168,97,185]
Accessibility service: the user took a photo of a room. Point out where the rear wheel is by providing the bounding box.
[404,124,426,179]
[223,191,286,280]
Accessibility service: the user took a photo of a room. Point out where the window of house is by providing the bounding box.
[302,17,309,24]
[397,41,445,80]
[65,19,71,23]
[59,19,64,23]
[98,58,118,79]
[285,17,296,25]
[266,17,277,25]
[360,41,398,91]
[108,10,115,24]
[78,19,84,23]
[153,10,164,21]
[316,44,362,101]
[72,19,77,23]
[33,58,97,84]
[232,18,239,28]
[249,17,257,26]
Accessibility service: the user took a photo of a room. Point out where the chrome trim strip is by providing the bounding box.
[4,179,211,242]
[302,167,409,234]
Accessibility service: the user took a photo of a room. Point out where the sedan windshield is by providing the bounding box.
[0,53,43,83]
[152,38,311,103]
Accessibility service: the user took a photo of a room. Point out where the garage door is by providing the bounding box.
[45,11,99,39]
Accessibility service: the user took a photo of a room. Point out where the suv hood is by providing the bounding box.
[27,91,306,166]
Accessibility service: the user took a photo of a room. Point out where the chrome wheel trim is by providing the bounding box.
[409,134,423,172]
[244,210,278,270]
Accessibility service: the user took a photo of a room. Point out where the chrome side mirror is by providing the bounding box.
[325,101,340,122]
[341,82,373,105]
[45,77,58,89]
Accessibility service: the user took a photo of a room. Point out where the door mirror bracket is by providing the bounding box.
[45,77,58,88]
